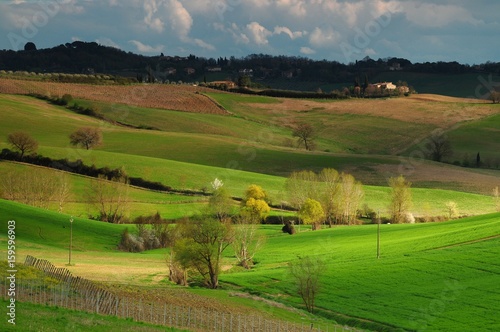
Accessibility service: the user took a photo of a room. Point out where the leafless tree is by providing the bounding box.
[7,131,38,158]
[425,133,453,162]
[289,256,323,313]
[87,175,129,223]
[70,127,103,150]
[292,122,315,151]
[389,175,413,224]
[232,216,266,269]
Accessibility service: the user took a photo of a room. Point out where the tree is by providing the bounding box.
[289,256,323,313]
[241,185,270,222]
[490,91,500,104]
[174,217,233,289]
[445,201,459,219]
[69,127,103,150]
[208,185,233,222]
[7,131,38,158]
[232,215,265,269]
[24,42,37,51]
[238,75,251,87]
[319,168,340,227]
[333,173,364,225]
[389,175,412,224]
[493,187,500,212]
[425,134,453,162]
[87,175,129,223]
[292,122,315,151]
[476,152,481,168]
[298,198,324,230]
[285,170,319,210]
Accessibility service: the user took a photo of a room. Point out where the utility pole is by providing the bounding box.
[68,216,73,265]
[377,211,380,259]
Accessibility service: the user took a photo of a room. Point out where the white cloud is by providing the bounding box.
[273,26,304,40]
[193,38,215,51]
[300,46,316,55]
[309,26,340,48]
[401,2,482,28]
[96,37,121,49]
[246,21,272,45]
[128,40,164,53]
[167,0,193,40]
[144,0,164,33]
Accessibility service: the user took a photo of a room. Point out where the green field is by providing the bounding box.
[1,83,500,331]
[1,200,499,331]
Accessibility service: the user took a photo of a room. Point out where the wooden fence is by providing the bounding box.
[0,255,365,332]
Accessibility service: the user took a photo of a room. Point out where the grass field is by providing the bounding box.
[1,80,500,331]
[1,199,499,331]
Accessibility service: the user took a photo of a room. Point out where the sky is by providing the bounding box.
[0,0,499,65]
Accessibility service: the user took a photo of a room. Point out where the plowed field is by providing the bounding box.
[0,78,228,115]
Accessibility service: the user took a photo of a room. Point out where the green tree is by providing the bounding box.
[389,175,412,224]
[298,198,324,230]
[289,256,323,313]
[209,186,233,222]
[7,131,38,158]
[238,75,251,87]
[174,217,233,289]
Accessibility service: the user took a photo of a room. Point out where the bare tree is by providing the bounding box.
[232,216,266,269]
[285,170,319,210]
[292,122,315,151]
[87,175,129,223]
[490,91,500,104]
[493,186,500,212]
[0,169,70,210]
[389,175,412,224]
[69,127,103,150]
[333,173,364,225]
[425,134,453,162]
[319,168,339,227]
[7,131,38,158]
[289,256,323,313]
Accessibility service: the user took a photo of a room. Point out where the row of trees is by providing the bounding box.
[284,169,416,226]
[6,128,103,159]
[286,169,364,228]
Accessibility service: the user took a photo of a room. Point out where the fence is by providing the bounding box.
[0,256,365,332]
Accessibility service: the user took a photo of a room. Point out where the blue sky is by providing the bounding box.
[1,0,499,64]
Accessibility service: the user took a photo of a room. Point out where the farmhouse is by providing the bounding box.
[208,80,236,89]
[371,82,397,90]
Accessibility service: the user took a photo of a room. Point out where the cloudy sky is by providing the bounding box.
[0,0,498,64]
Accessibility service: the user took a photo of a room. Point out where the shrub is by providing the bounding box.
[282,220,296,234]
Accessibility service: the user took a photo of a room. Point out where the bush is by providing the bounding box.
[282,220,296,235]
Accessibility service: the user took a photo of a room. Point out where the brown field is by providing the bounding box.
[0,77,228,115]
[248,93,497,128]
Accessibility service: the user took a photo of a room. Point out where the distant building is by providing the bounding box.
[209,80,236,89]
[206,66,222,72]
[184,67,196,75]
[165,67,177,75]
[281,70,294,79]
[371,82,397,90]
[389,62,402,71]
[238,68,253,77]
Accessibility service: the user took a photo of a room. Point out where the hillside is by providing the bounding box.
[1,200,499,331]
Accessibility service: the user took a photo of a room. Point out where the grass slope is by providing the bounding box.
[222,215,500,331]
[2,199,499,331]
